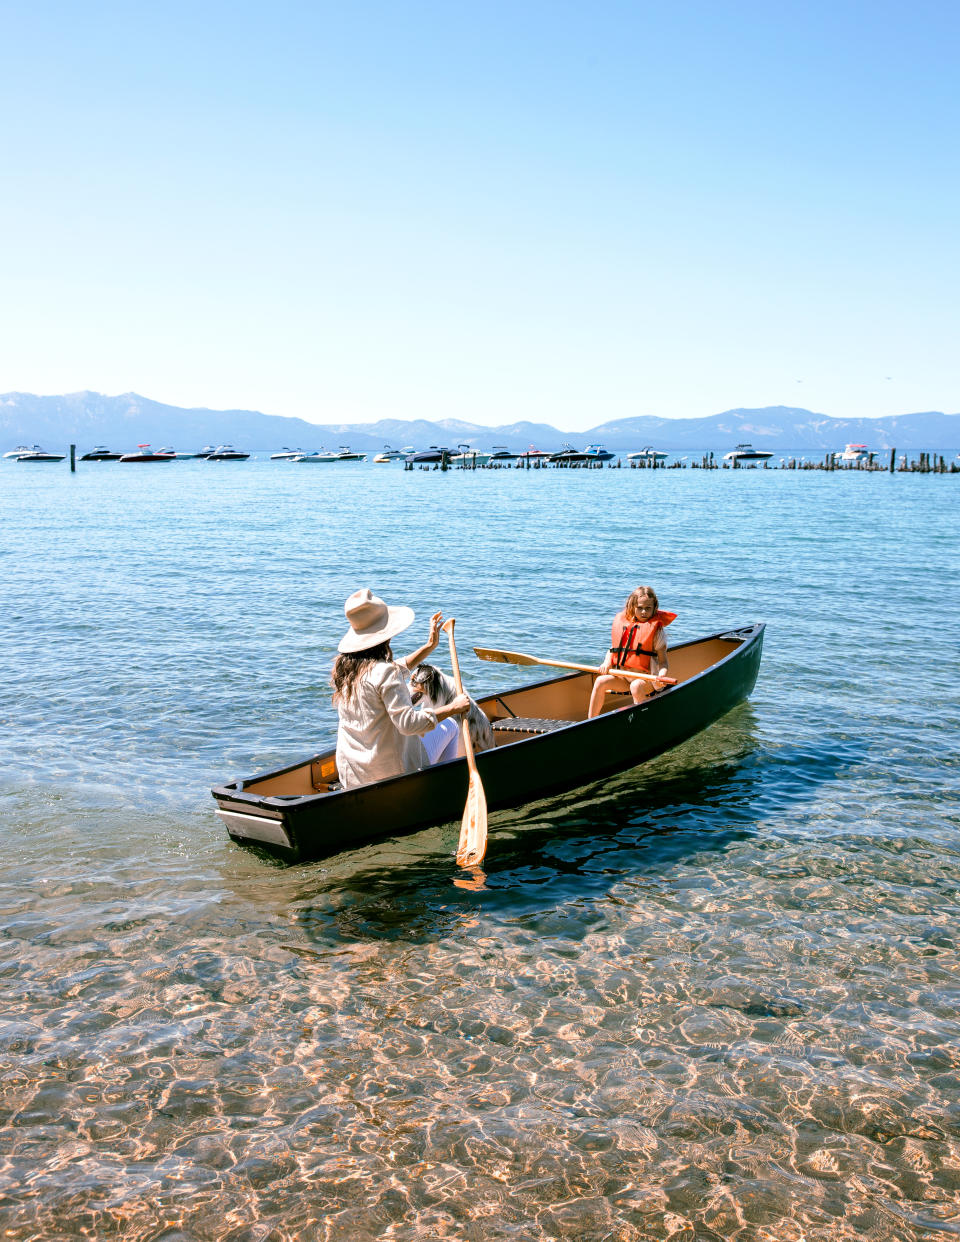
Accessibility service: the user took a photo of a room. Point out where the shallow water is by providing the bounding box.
[1,459,958,1240]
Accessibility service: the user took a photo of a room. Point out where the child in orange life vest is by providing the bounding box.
[587,586,677,718]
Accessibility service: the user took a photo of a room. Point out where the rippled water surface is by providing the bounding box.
[1,459,958,1240]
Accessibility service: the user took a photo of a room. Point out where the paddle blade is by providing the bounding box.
[455,770,488,867]
[473,646,538,666]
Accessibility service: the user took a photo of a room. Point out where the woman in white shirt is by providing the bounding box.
[332,589,469,789]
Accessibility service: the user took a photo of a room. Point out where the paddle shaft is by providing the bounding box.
[474,648,676,686]
[442,619,488,867]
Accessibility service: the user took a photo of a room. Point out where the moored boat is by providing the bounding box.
[488,444,518,461]
[16,447,67,462]
[516,446,553,461]
[270,447,304,459]
[627,446,668,462]
[449,448,492,465]
[119,445,175,462]
[723,443,774,463]
[79,446,123,461]
[3,445,39,459]
[211,622,764,862]
[206,445,251,460]
[293,446,366,462]
[836,443,869,463]
[372,444,412,463]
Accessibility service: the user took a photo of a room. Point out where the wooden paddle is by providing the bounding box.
[442,619,488,867]
[472,646,677,686]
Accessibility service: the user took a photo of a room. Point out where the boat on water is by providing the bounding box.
[293,447,367,462]
[196,446,217,458]
[211,622,764,862]
[549,443,614,465]
[372,444,413,463]
[723,443,774,463]
[449,447,492,465]
[836,443,869,463]
[270,447,304,460]
[119,445,175,462]
[3,445,39,459]
[516,446,553,461]
[407,446,452,463]
[206,445,250,460]
[488,444,518,461]
[627,446,668,462]
[15,447,67,462]
[79,446,123,461]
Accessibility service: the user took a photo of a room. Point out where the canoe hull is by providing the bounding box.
[212,624,764,862]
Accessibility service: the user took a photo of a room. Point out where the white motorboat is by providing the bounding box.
[79,446,123,461]
[16,447,67,462]
[119,445,175,462]
[205,445,251,460]
[293,447,367,462]
[516,446,552,461]
[449,446,492,465]
[270,447,304,460]
[4,444,41,459]
[627,446,668,462]
[372,444,411,462]
[836,443,869,463]
[723,443,774,463]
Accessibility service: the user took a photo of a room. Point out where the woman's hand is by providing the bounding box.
[427,611,443,647]
[435,693,471,720]
[599,653,613,674]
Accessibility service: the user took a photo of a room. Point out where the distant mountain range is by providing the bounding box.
[1,391,958,454]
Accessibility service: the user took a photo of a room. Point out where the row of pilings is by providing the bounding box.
[405,450,959,473]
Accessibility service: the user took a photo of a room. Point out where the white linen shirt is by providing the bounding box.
[335,660,439,789]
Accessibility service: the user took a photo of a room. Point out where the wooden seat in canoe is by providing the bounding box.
[491,717,573,736]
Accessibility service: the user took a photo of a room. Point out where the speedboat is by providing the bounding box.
[836,443,869,463]
[407,446,452,463]
[196,446,217,458]
[372,444,412,462]
[627,446,668,462]
[270,447,303,460]
[4,445,39,459]
[205,445,251,460]
[449,446,492,465]
[119,445,174,462]
[79,446,123,461]
[723,443,774,463]
[516,446,552,461]
[294,447,366,462]
[549,444,613,465]
[16,447,67,462]
[488,444,518,461]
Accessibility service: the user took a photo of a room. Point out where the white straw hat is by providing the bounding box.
[338,588,415,653]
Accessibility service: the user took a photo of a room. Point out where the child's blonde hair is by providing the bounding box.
[625,585,659,620]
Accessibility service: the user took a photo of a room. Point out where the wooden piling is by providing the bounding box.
[70,444,76,472]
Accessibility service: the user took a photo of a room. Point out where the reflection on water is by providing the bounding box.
[1,465,959,1238]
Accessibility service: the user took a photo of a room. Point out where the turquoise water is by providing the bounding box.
[1,459,958,1240]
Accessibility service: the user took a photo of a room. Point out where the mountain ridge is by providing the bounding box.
[1,391,957,453]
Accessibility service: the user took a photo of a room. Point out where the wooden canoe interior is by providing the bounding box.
[239,634,744,799]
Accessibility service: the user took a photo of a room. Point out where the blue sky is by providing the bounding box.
[2,0,957,430]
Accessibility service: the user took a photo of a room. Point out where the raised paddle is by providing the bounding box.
[472,646,677,686]
[442,619,489,867]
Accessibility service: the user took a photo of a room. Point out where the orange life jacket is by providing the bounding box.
[610,609,677,672]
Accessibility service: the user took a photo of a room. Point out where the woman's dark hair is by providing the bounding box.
[331,641,393,705]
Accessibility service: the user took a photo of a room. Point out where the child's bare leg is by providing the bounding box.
[629,678,649,705]
[588,674,616,718]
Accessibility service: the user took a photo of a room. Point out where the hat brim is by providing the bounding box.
[338,605,415,653]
